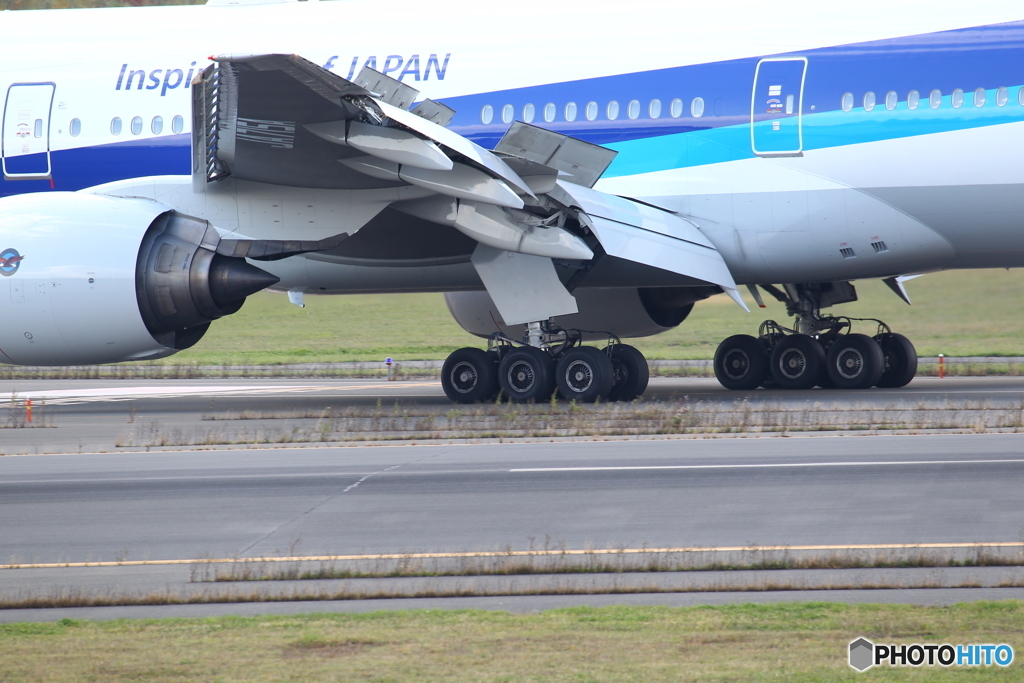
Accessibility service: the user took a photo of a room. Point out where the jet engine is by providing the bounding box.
[444,286,720,341]
[0,192,278,366]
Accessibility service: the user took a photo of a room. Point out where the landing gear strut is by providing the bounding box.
[713,283,917,391]
[441,321,650,404]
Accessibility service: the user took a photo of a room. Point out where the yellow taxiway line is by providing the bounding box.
[4,542,1022,570]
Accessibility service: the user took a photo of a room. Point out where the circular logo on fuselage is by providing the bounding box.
[0,248,24,276]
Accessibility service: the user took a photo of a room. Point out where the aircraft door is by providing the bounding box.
[2,83,55,178]
[750,58,806,156]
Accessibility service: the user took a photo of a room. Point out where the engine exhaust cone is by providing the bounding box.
[208,255,281,309]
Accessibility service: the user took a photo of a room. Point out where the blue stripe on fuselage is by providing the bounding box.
[5,21,1024,194]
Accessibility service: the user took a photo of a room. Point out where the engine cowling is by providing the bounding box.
[0,192,278,366]
[444,286,719,341]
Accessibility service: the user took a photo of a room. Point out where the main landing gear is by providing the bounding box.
[441,322,649,404]
[713,284,918,391]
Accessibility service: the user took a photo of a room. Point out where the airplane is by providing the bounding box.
[1,0,1022,403]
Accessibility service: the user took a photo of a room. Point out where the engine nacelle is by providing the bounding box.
[0,192,278,366]
[444,286,718,341]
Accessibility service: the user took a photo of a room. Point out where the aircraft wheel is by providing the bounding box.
[714,334,769,390]
[826,333,884,389]
[499,346,555,403]
[770,334,826,390]
[556,347,614,403]
[441,348,499,403]
[607,344,649,401]
[875,332,918,388]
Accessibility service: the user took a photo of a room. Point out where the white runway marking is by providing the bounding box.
[510,458,1024,472]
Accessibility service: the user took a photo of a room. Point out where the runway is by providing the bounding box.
[4,433,1024,563]
[3,377,1024,617]
[1,375,1023,454]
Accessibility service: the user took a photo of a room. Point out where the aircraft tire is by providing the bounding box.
[556,346,615,403]
[770,334,826,390]
[607,344,649,401]
[441,347,499,403]
[875,332,918,388]
[826,333,885,389]
[499,346,556,403]
[715,334,769,390]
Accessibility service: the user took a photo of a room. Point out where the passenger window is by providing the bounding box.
[565,102,578,122]
[585,101,598,121]
[670,98,683,117]
[110,117,122,135]
[863,92,876,111]
[951,89,963,108]
[649,99,661,118]
[543,103,555,123]
[929,89,942,108]
[606,100,619,120]
[973,88,986,107]
[884,91,897,111]
[131,116,143,135]
[151,115,163,134]
[627,100,640,119]
[1018,87,1024,106]
[996,87,1008,106]
[907,90,920,110]
[501,104,513,124]
[70,118,81,137]
[481,105,493,124]
[841,92,853,112]
[522,103,535,123]
[172,115,184,134]
[692,97,705,117]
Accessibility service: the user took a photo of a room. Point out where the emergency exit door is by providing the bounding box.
[751,58,807,156]
[3,83,55,178]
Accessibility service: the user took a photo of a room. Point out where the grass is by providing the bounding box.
[2,604,1024,681]
[135,269,1024,366]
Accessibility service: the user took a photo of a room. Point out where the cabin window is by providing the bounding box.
[172,115,184,134]
[565,102,578,121]
[863,92,876,111]
[151,116,163,134]
[522,103,535,123]
[627,99,640,119]
[841,92,853,112]
[585,101,598,121]
[501,104,513,124]
[110,117,122,135]
[996,87,1008,107]
[606,100,619,120]
[691,97,705,117]
[1018,87,1024,106]
[929,89,942,108]
[670,98,683,117]
[70,118,81,137]
[480,105,493,124]
[907,90,920,110]
[543,103,556,122]
[951,89,964,108]
[884,91,897,111]
[973,88,986,107]
[130,116,143,135]
[649,99,661,118]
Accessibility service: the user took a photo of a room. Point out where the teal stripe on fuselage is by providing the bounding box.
[603,87,1024,177]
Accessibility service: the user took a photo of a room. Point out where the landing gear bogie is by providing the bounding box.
[714,282,918,391]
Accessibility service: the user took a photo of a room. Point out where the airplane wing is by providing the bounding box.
[192,55,744,324]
